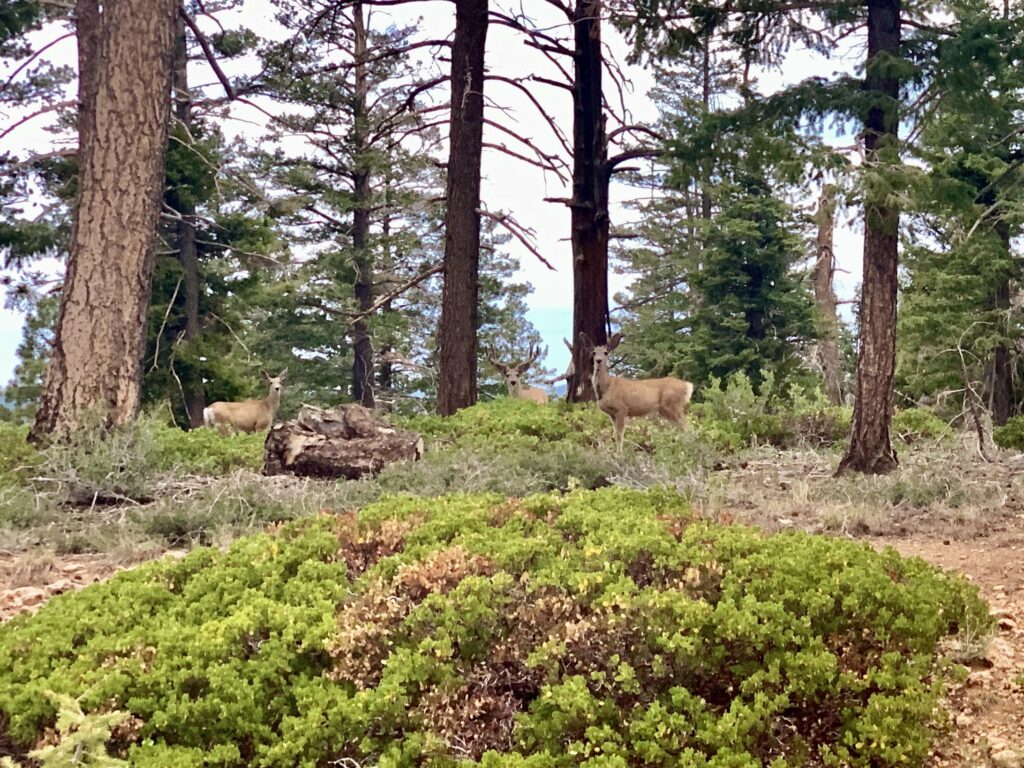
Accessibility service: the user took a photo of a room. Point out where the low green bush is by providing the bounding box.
[0,423,40,485]
[892,408,948,444]
[150,426,264,474]
[993,415,1024,451]
[0,489,989,768]
[693,372,794,449]
[784,406,852,448]
[400,398,610,451]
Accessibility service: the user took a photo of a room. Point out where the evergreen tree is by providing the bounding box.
[0,293,58,422]
[614,64,817,395]
[684,176,816,389]
[898,2,1024,423]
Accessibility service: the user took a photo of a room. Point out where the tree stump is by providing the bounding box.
[263,404,423,480]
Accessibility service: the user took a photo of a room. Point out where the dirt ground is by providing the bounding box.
[2,446,1023,766]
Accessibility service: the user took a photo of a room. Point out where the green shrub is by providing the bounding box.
[993,415,1024,451]
[891,408,948,444]
[784,406,852,448]
[693,372,793,448]
[32,413,163,506]
[0,423,40,485]
[399,398,610,451]
[150,426,263,474]
[0,489,989,768]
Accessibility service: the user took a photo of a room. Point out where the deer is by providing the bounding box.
[578,332,694,451]
[487,344,549,404]
[203,369,288,434]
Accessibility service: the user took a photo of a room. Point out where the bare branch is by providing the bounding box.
[179,8,236,100]
[347,263,444,327]
[487,74,572,155]
[479,209,557,271]
[1,31,75,92]
[0,100,75,142]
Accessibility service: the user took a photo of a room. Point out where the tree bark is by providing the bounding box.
[813,184,844,406]
[836,0,900,475]
[436,0,488,415]
[991,221,1013,426]
[351,0,376,409]
[567,0,610,403]
[172,8,205,429]
[263,404,422,480]
[31,0,177,442]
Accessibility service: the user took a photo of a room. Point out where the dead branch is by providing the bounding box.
[487,74,573,155]
[479,209,557,271]
[0,101,75,142]
[347,263,443,327]
[180,8,236,100]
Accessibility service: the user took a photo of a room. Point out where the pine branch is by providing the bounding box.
[179,8,236,100]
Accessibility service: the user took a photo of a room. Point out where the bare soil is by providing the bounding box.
[2,445,1022,765]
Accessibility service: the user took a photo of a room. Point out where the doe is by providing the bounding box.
[579,332,694,451]
[203,369,288,434]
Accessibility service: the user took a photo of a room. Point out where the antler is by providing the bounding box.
[516,344,544,374]
[486,346,508,374]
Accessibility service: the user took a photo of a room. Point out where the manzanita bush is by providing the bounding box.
[0,489,989,767]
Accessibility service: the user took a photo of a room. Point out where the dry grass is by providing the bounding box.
[695,437,1024,539]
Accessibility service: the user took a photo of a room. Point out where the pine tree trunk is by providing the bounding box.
[567,0,610,403]
[836,0,900,475]
[30,0,177,442]
[700,35,712,221]
[172,9,205,429]
[813,184,844,407]
[351,1,376,409]
[436,0,488,416]
[991,221,1013,426]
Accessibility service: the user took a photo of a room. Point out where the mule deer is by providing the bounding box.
[203,369,287,434]
[487,344,548,404]
[579,333,694,451]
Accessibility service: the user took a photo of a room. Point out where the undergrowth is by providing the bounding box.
[0,488,991,767]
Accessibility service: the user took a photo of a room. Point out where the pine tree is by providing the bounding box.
[898,2,1024,424]
[30,0,178,441]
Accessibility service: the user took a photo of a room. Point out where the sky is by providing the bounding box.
[0,2,865,389]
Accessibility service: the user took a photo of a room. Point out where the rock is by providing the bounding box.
[264,404,423,480]
[990,748,1021,768]
[986,638,1016,669]
[955,712,974,727]
[968,670,993,686]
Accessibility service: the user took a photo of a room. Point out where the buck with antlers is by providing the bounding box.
[487,344,549,404]
[579,332,694,451]
[203,369,288,434]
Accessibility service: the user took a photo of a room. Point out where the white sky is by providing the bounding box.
[0,2,864,387]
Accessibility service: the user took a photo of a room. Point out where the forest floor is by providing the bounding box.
[2,442,1023,766]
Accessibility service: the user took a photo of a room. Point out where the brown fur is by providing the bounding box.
[203,370,287,434]
[487,345,549,405]
[581,333,694,451]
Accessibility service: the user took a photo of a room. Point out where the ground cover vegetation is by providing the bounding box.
[0,488,992,767]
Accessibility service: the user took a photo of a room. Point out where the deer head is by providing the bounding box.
[262,368,288,397]
[487,344,547,401]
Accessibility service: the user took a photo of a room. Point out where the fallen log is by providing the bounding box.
[263,404,423,480]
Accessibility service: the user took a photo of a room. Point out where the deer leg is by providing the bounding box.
[613,413,627,452]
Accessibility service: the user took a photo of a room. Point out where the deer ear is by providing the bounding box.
[578,332,594,353]
[607,333,623,351]
[260,369,269,381]
[278,368,288,379]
